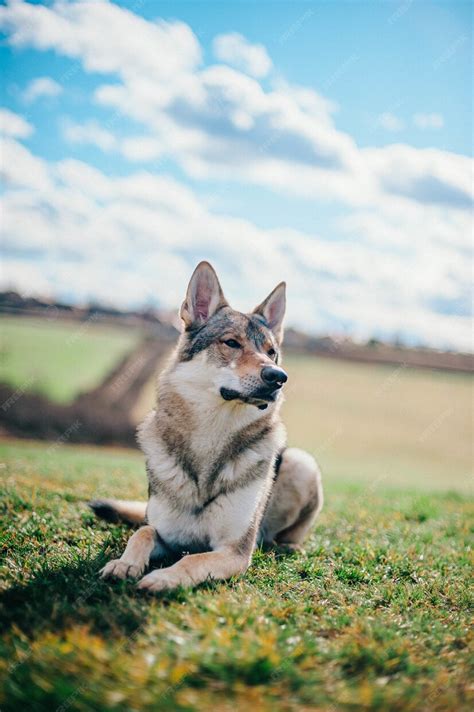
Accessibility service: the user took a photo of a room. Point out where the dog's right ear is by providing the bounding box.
[180,261,228,329]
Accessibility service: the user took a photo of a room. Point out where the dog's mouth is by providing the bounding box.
[220,386,281,410]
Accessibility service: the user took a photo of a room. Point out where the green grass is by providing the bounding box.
[1,440,472,711]
[0,317,141,403]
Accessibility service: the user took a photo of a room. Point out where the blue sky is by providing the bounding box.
[0,0,472,350]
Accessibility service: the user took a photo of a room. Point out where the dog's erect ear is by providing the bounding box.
[180,261,228,329]
[253,282,286,343]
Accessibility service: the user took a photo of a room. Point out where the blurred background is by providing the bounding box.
[0,0,472,493]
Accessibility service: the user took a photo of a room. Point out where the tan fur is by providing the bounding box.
[137,547,250,592]
[100,525,157,579]
[93,262,323,592]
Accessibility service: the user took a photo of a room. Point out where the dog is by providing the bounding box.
[90,261,323,592]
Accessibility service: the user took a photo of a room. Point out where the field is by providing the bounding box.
[0,439,472,711]
[134,354,473,494]
[0,317,141,403]
[0,322,472,711]
[281,355,472,493]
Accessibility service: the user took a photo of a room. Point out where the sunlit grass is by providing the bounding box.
[0,440,472,711]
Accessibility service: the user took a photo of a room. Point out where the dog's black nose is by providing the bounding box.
[261,366,288,387]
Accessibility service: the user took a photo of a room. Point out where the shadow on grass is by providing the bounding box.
[0,525,304,643]
[0,547,171,640]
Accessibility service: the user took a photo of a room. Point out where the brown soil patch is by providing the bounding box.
[0,336,175,446]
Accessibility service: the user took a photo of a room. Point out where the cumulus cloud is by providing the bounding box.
[213,32,272,78]
[0,107,33,137]
[0,1,471,214]
[22,76,62,103]
[0,0,200,81]
[62,120,165,163]
[1,134,52,192]
[1,135,472,351]
[120,136,164,162]
[63,120,117,152]
[413,112,444,130]
[0,1,471,350]
[365,145,473,211]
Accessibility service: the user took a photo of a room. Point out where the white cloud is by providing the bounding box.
[23,76,62,103]
[213,32,272,78]
[1,136,51,191]
[121,136,164,162]
[376,112,405,132]
[63,120,166,163]
[0,0,200,81]
[0,107,33,137]
[0,1,471,214]
[1,136,472,352]
[63,120,117,152]
[0,2,471,350]
[364,144,472,210]
[413,113,444,130]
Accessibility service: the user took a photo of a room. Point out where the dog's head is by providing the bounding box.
[178,261,287,409]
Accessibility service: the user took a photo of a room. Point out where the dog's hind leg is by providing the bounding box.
[260,447,323,550]
[100,525,162,580]
[89,499,147,526]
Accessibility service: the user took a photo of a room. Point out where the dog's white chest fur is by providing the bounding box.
[146,477,268,552]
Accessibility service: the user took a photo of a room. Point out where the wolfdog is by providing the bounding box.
[90,261,323,592]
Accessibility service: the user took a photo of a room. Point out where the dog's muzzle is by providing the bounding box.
[220,383,286,410]
[220,366,288,409]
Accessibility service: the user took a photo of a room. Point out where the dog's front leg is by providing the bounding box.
[137,546,251,592]
[100,525,158,580]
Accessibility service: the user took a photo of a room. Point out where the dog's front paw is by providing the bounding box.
[100,559,143,580]
[137,568,185,592]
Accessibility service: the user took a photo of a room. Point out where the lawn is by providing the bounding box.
[0,439,472,711]
[0,317,141,404]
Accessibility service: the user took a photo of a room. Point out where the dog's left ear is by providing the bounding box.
[253,282,286,343]
[180,261,228,329]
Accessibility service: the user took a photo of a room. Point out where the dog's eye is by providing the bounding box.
[268,348,276,358]
[224,339,241,349]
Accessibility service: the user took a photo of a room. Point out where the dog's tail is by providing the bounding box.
[88,499,147,526]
